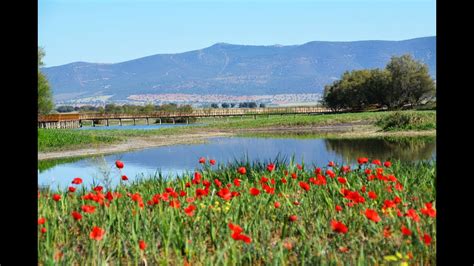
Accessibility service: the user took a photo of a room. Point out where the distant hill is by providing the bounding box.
[42,36,436,102]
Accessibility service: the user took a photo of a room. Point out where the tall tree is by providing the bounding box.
[38,47,54,114]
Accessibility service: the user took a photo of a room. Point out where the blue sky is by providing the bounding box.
[39,0,436,67]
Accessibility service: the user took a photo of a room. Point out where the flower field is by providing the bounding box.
[38,157,436,265]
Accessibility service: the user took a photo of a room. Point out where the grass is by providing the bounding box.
[38,158,436,264]
[375,111,436,131]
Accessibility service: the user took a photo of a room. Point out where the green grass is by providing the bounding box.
[375,111,436,131]
[38,158,436,264]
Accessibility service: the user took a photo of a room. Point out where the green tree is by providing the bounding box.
[38,47,54,114]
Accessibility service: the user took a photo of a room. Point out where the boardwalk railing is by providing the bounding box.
[38,106,333,128]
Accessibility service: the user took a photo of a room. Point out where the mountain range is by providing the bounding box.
[42,36,436,102]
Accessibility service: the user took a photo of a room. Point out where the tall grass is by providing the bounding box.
[38,158,436,264]
[375,111,436,131]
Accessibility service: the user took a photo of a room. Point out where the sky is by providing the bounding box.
[39,0,436,67]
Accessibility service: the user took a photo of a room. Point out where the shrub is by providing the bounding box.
[376,111,436,131]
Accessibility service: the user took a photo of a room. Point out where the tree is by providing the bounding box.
[259,103,266,108]
[386,54,435,108]
[38,47,54,114]
[248,102,257,108]
[221,103,230,108]
[230,103,236,108]
[211,103,219,108]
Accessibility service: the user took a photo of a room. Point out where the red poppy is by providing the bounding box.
[331,220,348,234]
[139,240,147,250]
[228,222,243,235]
[326,169,336,178]
[233,178,241,187]
[383,227,391,238]
[249,187,260,196]
[365,209,381,223]
[71,177,83,184]
[296,164,303,170]
[260,176,268,183]
[237,167,247,175]
[202,180,211,188]
[169,200,181,208]
[38,217,46,225]
[274,201,281,208]
[89,226,105,241]
[82,205,96,213]
[291,173,297,179]
[217,188,233,201]
[71,211,82,221]
[372,159,382,166]
[341,165,351,173]
[267,163,275,172]
[231,232,252,243]
[115,160,124,169]
[289,215,298,222]
[384,161,392,168]
[395,182,403,191]
[121,175,128,181]
[368,191,377,200]
[52,194,61,201]
[179,190,187,197]
[364,169,372,175]
[198,157,206,164]
[184,204,196,216]
[421,202,436,217]
[41,227,47,234]
[185,182,191,188]
[422,233,432,245]
[192,172,202,184]
[405,209,420,222]
[283,241,293,250]
[68,186,76,193]
[209,159,216,165]
[93,186,103,192]
[335,205,343,212]
[299,181,310,191]
[357,157,369,164]
[280,178,287,184]
[328,161,335,167]
[214,179,222,188]
[360,185,366,193]
[401,225,412,236]
[337,177,347,184]
[339,247,350,253]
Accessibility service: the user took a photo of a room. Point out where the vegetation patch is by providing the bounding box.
[375,111,436,131]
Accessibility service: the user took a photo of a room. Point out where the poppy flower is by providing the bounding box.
[231,232,252,243]
[296,164,303,170]
[249,188,260,196]
[274,201,281,208]
[89,226,105,241]
[121,175,128,181]
[421,202,436,217]
[52,194,61,201]
[364,169,372,175]
[237,167,247,175]
[328,161,335,167]
[198,157,206,164]
[335,205,343,212]
[38,217,46,225]
[384,161,392,168]
[267,163,275,172]
[405,209,420,222]
[337,177,347,184]
[372,159,382,166]
[228,222,243,235]
[179,191,187,197]
[82,205,96,213]
[71,211,82,221]
[383,227,391,238]
[357,157,369,164]
[260,176,269,183]
[192,172,202,184]
[169,200,181,208]
[214,179,222,188]
[340,165,350,173]
[283,241,293,250]
[326,169,336,178]
[209,159,216,165]
[93,186,103,192]
[280,178,287,184]
[115,160,124,169]
[401,225,412,236]
[299,181,310,191]
[184,204,196,216]
[217,188,233,201]
[422,233,432,245]
[395,182,403,191]
[331,220,348,234]
[291,173,297,179]
[289,215,298,222]
[68,186,76,193]
[41,227,47,234]
[139,240,147,250]
[339,247,349,253]
[71,177,83,185]
[233,178,241,187]
[368,191,377,200]
[365,209,381,223]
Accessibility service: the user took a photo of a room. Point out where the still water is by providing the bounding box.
[38,136,436,190]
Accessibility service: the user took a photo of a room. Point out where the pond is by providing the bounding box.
[38,136,436,191]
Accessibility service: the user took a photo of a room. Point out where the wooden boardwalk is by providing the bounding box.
[38,106,333,128]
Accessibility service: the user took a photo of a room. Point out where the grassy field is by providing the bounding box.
[38,157,436,264]
[38,110,436,153]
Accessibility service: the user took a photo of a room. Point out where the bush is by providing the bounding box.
[375,111,436,131]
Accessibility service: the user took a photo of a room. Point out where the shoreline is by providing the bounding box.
[38,123,435,161]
